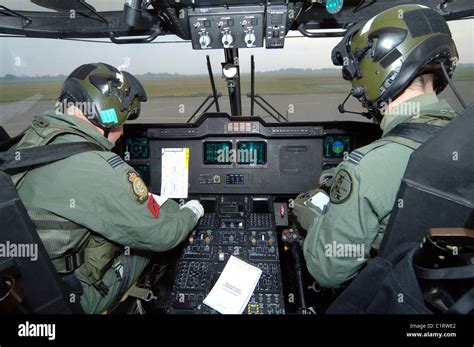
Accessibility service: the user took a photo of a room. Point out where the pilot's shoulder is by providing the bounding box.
[81,150,133,174]
[345,140,412,168]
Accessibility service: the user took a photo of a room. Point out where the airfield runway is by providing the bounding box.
[1,83,472,136]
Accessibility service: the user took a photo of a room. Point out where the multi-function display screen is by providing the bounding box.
[237,141,267,165]
[323,135,351,158]
[125,137,149,159]
[203,141,233,165]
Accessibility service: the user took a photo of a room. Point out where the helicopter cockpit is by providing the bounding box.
[0,0,473,320]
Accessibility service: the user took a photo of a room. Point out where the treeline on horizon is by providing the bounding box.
[1,64,473,82]
[0,68,338,81]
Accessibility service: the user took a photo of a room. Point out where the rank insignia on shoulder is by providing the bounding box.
[107,155,125,169]
[347,150,365,165]
[126,171,148,204]
[330,169,353,204]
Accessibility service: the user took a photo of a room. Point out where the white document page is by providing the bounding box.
[203,256,262,314]
[160,148,189,199]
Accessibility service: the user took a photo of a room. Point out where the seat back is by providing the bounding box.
[379,103,474,257]
[0,171,76,313]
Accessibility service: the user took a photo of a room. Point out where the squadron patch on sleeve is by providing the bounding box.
[126,171,148,204]
[329,169,353,204]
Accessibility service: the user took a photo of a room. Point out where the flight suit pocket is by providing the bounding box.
[81,235,119,284]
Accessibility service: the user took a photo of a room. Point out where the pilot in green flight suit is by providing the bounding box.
[292,5,459,288]
[10,63,204,313]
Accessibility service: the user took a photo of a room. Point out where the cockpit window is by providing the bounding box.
[1,19,473,135]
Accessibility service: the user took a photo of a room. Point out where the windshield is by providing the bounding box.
[1,19,473,136]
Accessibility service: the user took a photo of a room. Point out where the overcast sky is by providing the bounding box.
[1,18,473,77]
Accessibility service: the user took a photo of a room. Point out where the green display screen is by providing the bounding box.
[125,138,149,159]
[237,141,267,165]
[203,141,233,165]
[323,135,351,158]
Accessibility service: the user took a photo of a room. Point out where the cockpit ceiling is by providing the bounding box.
[1,1,473,41]
[1,0,127,12]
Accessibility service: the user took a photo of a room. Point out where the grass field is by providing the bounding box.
[1,68,473,103]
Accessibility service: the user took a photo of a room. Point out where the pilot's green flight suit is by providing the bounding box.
[294,93,457,288]
[11,111,198,313]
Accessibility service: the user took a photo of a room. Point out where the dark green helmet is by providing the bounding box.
[332,4,458,115]
[58,63,147,129]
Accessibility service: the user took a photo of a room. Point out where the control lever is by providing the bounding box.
[282,228,313,314]
[281,228,303,246]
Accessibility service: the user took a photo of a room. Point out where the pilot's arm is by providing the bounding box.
[294,146,410,288]
[83,152,202,252]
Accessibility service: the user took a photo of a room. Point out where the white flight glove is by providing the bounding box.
[181,200,205,221]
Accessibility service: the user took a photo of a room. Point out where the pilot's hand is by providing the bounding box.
[293,189,328,231]
[181,200,205,221]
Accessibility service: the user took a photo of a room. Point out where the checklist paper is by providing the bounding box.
[203,256,262,314]
[160,148,189,199]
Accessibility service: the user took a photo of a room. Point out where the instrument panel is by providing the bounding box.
[116,113,381,314]
[166,195,285,314]
[187,4,288,49]
[118,113,381,194]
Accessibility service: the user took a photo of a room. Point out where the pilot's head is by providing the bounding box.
[331,4,458,120]
[57,62,147,143]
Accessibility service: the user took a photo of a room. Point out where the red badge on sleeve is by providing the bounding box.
[147,195,161,218]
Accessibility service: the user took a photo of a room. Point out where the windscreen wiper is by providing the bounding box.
[77,1,109,25]
[0,6,32,25]
[29,0,107,24]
